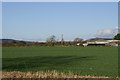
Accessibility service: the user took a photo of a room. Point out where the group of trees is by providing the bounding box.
[46,35,84,43]
[2,35,84,47]
[2,40,82,47]
[45,35,84,46]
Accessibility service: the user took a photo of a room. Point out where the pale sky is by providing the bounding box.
[2,2,118,41]
[1,0,119,2]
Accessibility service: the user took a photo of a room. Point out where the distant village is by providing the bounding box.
[1,33,120,47]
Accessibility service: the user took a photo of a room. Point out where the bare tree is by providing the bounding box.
[46,35,56,42]
[46,35,56,46]
[74,37,83,43]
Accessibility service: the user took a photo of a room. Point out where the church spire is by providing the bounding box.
[61,34,64,44]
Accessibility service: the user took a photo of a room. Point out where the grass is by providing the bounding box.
[2,47,118,77]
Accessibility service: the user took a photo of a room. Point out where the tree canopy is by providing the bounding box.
[46,35,56,43]
[113,33,120,40]
[74,38,83,42]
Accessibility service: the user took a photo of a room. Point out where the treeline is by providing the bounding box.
[2,41,83,47]
[2,35,84,47]
[3,33,120,47]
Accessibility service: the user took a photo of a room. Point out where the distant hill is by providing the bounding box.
[0,39,17,42]
[86,38,113,41]
[0,39,33,43]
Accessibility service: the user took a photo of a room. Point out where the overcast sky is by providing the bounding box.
[2,2,118,41]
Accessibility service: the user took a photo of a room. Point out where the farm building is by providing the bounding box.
[106,40,120,46]
[81,38,120,47]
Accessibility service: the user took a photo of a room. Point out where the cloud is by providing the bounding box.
[94,27,119,38]
[116,26,120,33]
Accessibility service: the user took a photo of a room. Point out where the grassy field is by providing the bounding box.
[2,47,118,77]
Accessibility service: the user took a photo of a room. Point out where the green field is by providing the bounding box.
[2,47,118,77]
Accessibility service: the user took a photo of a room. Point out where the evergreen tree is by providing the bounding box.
[114,33,120,40]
